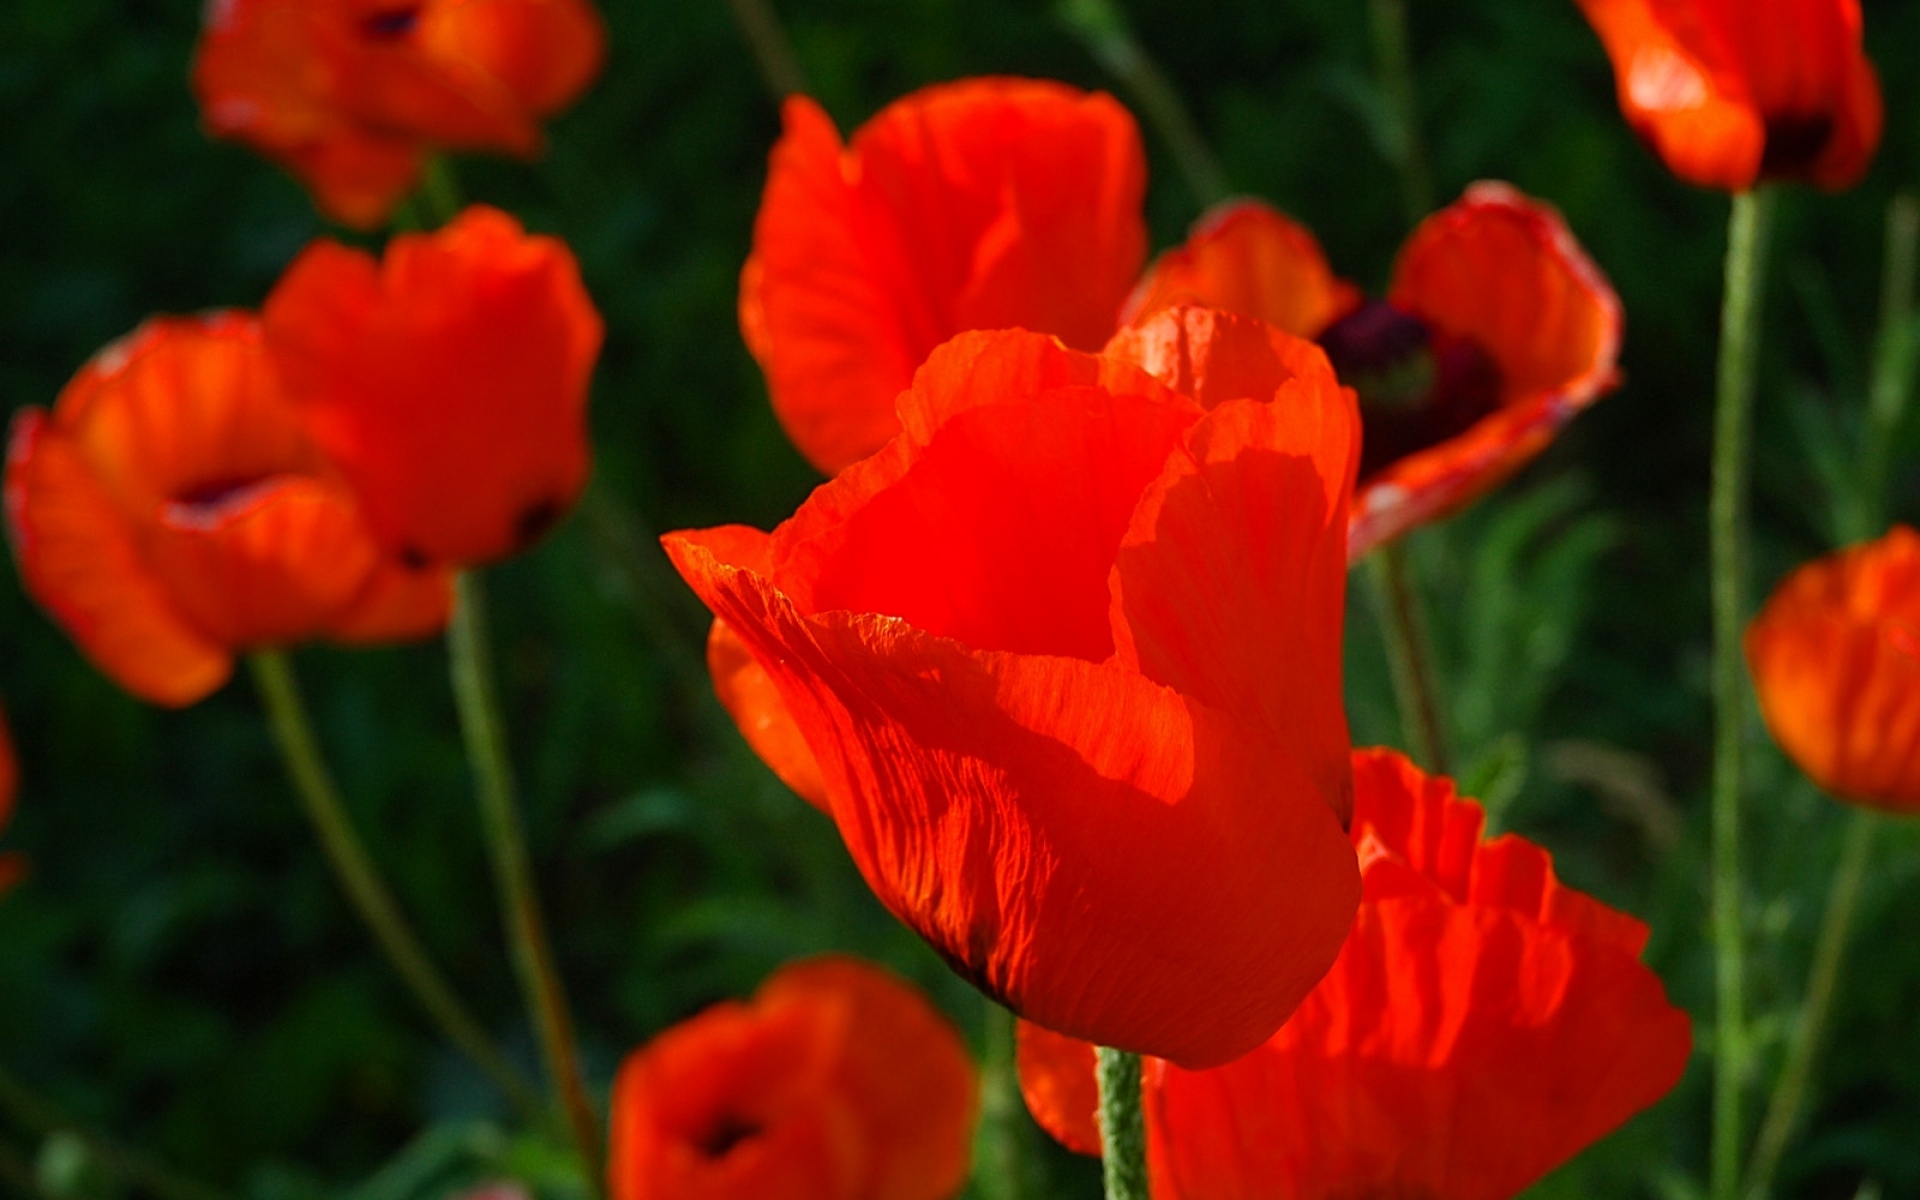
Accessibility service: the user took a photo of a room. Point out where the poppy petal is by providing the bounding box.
[418,0,607,118]
[1015,1020,1102,1157]
[1121,199,1361,337]
[1351,184,1621,557]
[266,206,603,566]
[1103,304,1348,414]
[741,80,1148,474]
[6,413,231,707]
[709,615,831,810]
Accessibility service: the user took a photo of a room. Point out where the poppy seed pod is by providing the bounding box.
[264,205,603,568]
[5,314,451,707]
[666,309,1363,1067]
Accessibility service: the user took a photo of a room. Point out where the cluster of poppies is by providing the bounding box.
[0,0,1909,1197]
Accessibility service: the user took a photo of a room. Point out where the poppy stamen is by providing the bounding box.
[359,6,421,39]
[694,1114,764,1159]
[1759,112,1837,179]
[1319,300,1504,481]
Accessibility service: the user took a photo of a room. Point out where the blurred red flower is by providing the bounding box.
[1019,747,1693,1199]
[5,314,450,708]
[740,77,1149,475]
[192,0,606,228]
[666,309,1362,1067]
[608,956,978,1200]
[264,205,603,568]
[1575,0,1880,192]
[1747,526,1920,810]
[1127,185,1621,557]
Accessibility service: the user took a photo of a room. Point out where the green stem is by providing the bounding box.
[1856,192,1920,538]
[246,652,540,1116]
[1709,186,1776,1200]
[447,573,603,1184]
[1365,542,1452,776]
[1745,809,1878,1199]
[1057,0,1230,209]
[0,1064,228,1200]
[724,0,810,99]
[1366,0,1434,224]
[1095,1047,1148,1200]
[975,1002,1030,1200]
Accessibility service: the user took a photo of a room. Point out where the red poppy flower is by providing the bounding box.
[608,955,978,1200]
[5,314,451,708]
[1746,526,1920,811]
[264,205,603,567]
[1019,748,1693,1200]
[1574,0,1881,191]
[1125,185,1621,558]
[665,308,1362,1068]
[192,0,606,228]
[740,77,1149,475]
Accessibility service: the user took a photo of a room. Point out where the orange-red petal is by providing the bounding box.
[740,79,1148,474]
[1352,184,1621,557]
[608,955,976,1200]
[1746,526,1920,811]
[1574,0,1881,191]
[1015,1021,1102,1157]
[265,205,603,566]
[419,0,607,117]
[1120,200,1361,338]
[708,616,830,810]
[666,327,1360,1067]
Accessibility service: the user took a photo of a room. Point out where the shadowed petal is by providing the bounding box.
[1122,200,1361,337]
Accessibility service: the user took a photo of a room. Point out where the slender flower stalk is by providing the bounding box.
[1709,186,1777,1200]
[1745,809,1878,1199]
[1056,0,1229,209]
[1857,193,1920,541]
[1096,1047,1149,1200]
[724,0,809,100]
[976,1002,1031,1200]
[246,651,540,1114]
[1365,544,1452,774]
[1366,0,1433,223]
[447,572,603,1182]
[0,1064,230,1200]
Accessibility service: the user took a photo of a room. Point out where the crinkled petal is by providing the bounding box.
[6,414,230,707]
[709,615,831,810]
[1121,199,1361,337]
[741,80,1147,474]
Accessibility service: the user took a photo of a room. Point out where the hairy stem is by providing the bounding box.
[1366,542,1452,776]
[1096,1047,1148,1200]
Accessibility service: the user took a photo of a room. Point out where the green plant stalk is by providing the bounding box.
[246,651,540,1115]
[1708,186,1776,1200]
[724,0,809,100]
[448,573,603,1183]
[0,1064,228,1200]
[1096,1047,1148,1200]
[1744,809,1878,1199]
[1057,0,1229,209]
[1367,0,1434,224]
[975,1002,1028,1200]
[1365,543,1452,775]
[1857,192,1920,536]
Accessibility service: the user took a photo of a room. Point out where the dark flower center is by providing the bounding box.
[1317,299,1503,482]
[167,475,277,524]
[360,6,422,39]
[1759,112,1836,180]
[694,1114,764,1159]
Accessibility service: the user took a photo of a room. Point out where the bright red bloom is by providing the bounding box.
[1020,748,1693,1200]
[192,0,606,228]
[1574,0,1881,191]
[666,309,1362,1068]
[608,955,978,1200]
[1746,526,1920,811]
[5,314,450,707]
[264,205,603,567]
[1126,185,1621,557]
[740,77,1149,475]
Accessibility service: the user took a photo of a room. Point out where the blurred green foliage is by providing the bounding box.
[2,0,1920,1196]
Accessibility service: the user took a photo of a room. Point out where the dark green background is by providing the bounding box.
[2,0,1919,1196]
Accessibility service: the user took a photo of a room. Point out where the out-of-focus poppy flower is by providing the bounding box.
[1747,526,1920,811]
[665,309,1363,1068]
[608,955,978,1200]
[1020,748,1693,1199]
[1574,0,1880,192]
[264,205,603,567]
[740,76,1149,475]
[1126,185,1621,558]
[5,314,451,708]
[192,0,606,228]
